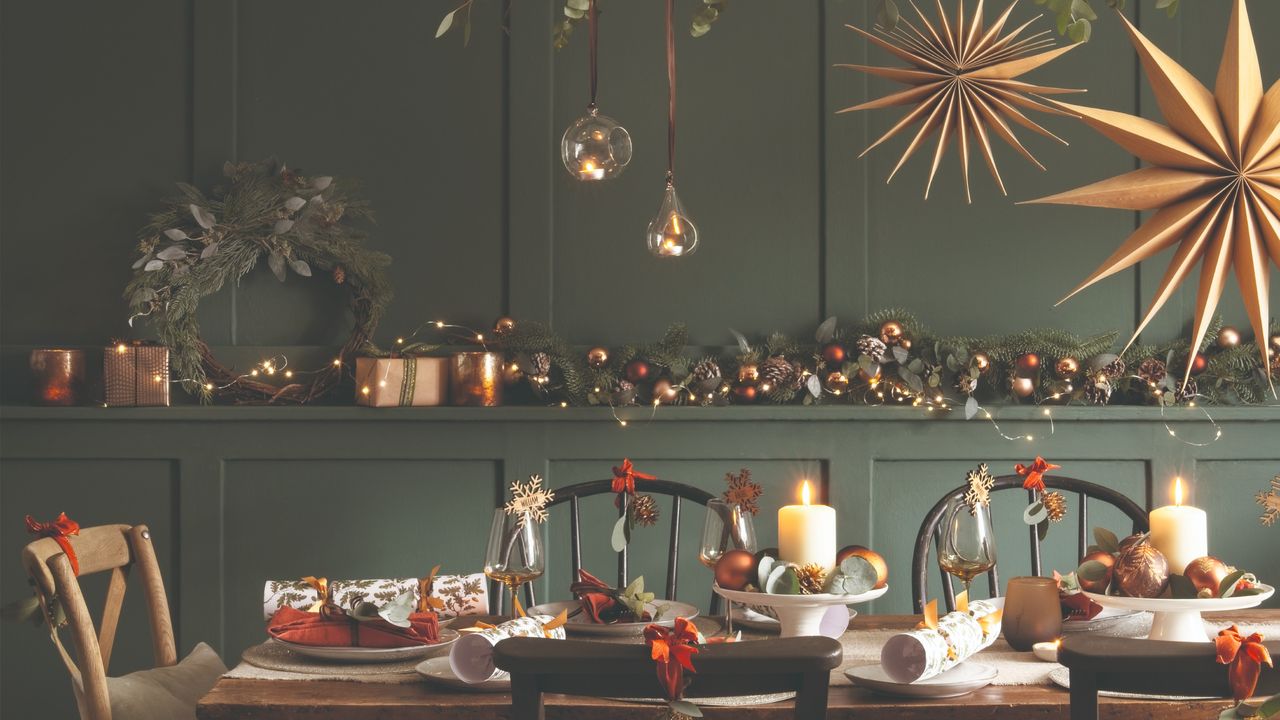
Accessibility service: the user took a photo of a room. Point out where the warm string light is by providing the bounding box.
[173,353,338,394]
[1120,372,1224,447]
[396,319,489,350]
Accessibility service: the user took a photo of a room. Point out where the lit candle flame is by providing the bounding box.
[581,159,596,173]
[800,480,812,506]
[1174,476,1184,506]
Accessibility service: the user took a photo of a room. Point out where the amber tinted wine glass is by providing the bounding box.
[938,495,997,597]
[483,508,545,616]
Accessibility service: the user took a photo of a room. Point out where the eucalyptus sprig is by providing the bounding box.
[875,0,1178,44]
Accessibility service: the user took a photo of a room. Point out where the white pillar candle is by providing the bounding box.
[1148,477,1207,575]
[778,480,837,574]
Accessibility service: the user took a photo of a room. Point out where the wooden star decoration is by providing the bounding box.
[1027,0,1280,393]
[837,0,1083,202]
[964,462,995,515]
[1258,474,1280,527]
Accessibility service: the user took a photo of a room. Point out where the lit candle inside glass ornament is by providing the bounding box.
[646,184,698,257]
[578,157,606,181]
[561,109,632,182]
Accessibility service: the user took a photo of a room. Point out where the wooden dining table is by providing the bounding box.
[198,610,1278,719]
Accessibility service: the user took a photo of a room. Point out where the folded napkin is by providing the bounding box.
[570,569,651,624]
[263,573,487,621]
[267,605,441,648]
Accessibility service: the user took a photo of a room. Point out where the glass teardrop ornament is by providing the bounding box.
[560,107,632,181]
[646,183,698,257]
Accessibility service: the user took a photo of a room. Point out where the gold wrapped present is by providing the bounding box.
[355,356,448,407]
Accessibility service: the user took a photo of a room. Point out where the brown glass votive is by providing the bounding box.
[29,349,86,406]
[449,352,503,406]
[1002,576,1063,651]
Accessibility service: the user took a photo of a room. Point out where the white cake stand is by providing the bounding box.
[1082,584,1273,643]
[714,584,888,638]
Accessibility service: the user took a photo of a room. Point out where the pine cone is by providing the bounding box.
[1084,376,1113,405]
[332,265,346,284]
[1270,352,1280,377]
[689,357,722,393]
[528,352,551,378]
[797,563,827,595]
[855,335,889,364]
[760,356,799,392]
[955,374,978,395]
[611,379,637,406]
[1043,491,1068,522]
[629,494,660,527]
[1175,377,1199,403]
[1137,358,1166,385]
[1102,357,1127,380]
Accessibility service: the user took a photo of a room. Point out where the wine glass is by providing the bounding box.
[938,495,998,598]
[698,499,757,569]
[483,508,545,617]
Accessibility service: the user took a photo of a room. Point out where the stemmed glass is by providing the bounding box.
[698,499,757,569]
[938,495,998,598]
[483,508,545,617]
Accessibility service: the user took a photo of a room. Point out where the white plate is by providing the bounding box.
[272,628,458,664]
[732,605,857,632]
[1060,606,1144,632]
[525,600,700,636]
[1047,666,1221,700]
[1082,584,1274,612]
[714,585,887,607]
[416,656,510,692]
[845,662,998,698]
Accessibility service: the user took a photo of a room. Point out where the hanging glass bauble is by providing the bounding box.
[560,107,632,181]
[646,183,698,257]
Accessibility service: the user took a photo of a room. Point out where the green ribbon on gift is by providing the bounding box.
[399,357,416,406]
[359,341,442,358]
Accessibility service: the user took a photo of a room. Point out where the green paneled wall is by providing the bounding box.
[3,1,1280,718]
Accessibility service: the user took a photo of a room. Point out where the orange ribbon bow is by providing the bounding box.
[25,513,80,576]
[1216,625,1273,702]
[644,617,701,701]
[1015,456,1060,493]
[611,458,655,498]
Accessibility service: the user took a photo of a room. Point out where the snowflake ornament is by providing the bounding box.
[505,474,554,526]
[1257,475,1280,527]
[723,468,763,516]
[964,463,995,516]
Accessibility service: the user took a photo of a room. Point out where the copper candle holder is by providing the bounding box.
[29,348,86,406]
[449,352,503,407]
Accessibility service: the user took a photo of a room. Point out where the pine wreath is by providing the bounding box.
[125,159,392,404]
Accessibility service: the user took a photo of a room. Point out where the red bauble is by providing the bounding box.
[1016,353,1041,374]
[732,384,758,403]
[625,359,652,383]
[715,549,757,590]
[1190,353,1209,375]
[821,343,847,365]
[837,545,889,589]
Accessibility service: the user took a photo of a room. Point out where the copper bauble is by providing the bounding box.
[737,364,759,383]
[1117,533,1144,555]
[972,352,992,374]
[1114,541,1169,598]
[837,545,888,589]
[715,548,757,590]
[1055,357,1080,379]
[652,378,679,405]
[826,371,850,393]
[898,338,912,351]
[1183,556,1230,595]
[858,365,881,382]
[586,347,609,369]
[822,343,847,365]
[731,384,758,403]
[879,321,904,345]
[1190,353,1209,375]
[494,316,517,335]
[1271,334,1280,354]
[1015,353,1041,375]
[625,359,652,383]
[1077,550,1115,594]
[1216,327,1241,348]
[1011,377,1036,398]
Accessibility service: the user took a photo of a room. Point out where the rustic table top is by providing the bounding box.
[197,610,1278,720]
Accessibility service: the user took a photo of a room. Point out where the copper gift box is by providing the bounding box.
[355,356,449,407]
[104,342,170,407]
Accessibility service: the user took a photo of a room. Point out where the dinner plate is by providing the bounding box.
[1060,606,1144,632]
[416,656,510,692]
[845,662,998,699]
[732,605,857,632]
[1047,667,1220,700]
[525,600,700,636]
[272,628,458,664]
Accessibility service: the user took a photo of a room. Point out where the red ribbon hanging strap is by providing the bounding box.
[644,617,700,701]
[1216,625,1273,702]
[611,458,656,497]
[1015,456,1060,493]
[25,513,81,576]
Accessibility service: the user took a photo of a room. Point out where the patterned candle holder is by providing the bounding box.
[29,349,85,406]
[450,352,503,407]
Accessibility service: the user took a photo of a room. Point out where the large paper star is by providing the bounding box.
[838,0,1082,202]
[1027,0,1279,391]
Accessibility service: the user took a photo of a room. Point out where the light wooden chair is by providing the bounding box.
[22,523,177,720]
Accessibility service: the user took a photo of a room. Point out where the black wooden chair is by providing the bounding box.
[911,474,1148,613]
[1060,635,1280,720]
[493,635,842,720]
[489,478,715,615]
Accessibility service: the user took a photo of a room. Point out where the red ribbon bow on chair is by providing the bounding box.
[612,459,655,499]
[25,513,81,576]
[1216,625,1273,702]
[644,617,701,701]
[1014,456,1060,493]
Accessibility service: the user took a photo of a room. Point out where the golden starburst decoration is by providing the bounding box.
[837,0,1083,202]
[1027,0,1280,393]
[964,462,995,514]
[504,474,554,526]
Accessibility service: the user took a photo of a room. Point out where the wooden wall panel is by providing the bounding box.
[0,459,177,719]
[1193,459,1280,607]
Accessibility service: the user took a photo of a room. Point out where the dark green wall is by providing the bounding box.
[3,1,1280,717]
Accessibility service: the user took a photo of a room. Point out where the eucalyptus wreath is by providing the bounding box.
[125,159,392,404]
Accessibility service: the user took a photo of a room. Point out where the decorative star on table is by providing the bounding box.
[504,474,554,527]
[1258,475,1280,527]
[1027,0,1280,393]
[838,0,1083,202]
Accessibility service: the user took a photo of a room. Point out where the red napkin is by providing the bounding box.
[267,606,441,648]
[571,569,651,624]
[1060,591,1103,622]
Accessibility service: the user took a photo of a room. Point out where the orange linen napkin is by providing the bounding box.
[267,606,441,648]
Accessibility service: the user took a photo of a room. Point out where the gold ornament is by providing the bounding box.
[1217,326,1241,348]
[879,321,904,345]
[737,364,759,383]
[1043,491,1068,523]
[587,346,609,369]
[1055,357,1080,379]
[898,337,913,351]
[1011,376,1036,398]
[826,371,851,394]
[504,474,554,527]
[494,316,516,335]
[1028,0,1280,392]
[964,463,995,515]
[972,352,992,374]
[838,0,1081,202]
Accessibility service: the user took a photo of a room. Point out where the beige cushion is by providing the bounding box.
[75,643,227,720]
